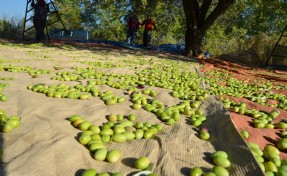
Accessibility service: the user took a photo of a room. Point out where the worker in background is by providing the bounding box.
[141,16,157,48]
[31,0,49,41]
[126,14,141,45]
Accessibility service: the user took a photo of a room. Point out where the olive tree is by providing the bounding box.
[182,0,235,57]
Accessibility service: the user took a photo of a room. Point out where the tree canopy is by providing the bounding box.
[38,0,287,56]
[1,0,285,57]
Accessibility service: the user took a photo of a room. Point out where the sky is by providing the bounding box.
[0,0,27,19]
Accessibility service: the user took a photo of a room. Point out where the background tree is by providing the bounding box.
[0,17,22,39]
[80,0,185,43]
[48,0,84,30]
[236,0,287,35]
[81,0,129,40]
[203,0,287,58]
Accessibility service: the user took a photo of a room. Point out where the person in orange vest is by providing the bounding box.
[31,0,49,41]
[141,16,157,48]
[126,14,141,45]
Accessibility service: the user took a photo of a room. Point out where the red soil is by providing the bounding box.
[272,89,287,96]
[202,58,287,158]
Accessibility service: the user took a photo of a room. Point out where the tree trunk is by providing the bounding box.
[185,27,204,57]
[182,0,203,57]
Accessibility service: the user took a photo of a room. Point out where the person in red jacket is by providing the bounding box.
[31,0,49,41]
[141,16,157,48]
[126,14,141,45]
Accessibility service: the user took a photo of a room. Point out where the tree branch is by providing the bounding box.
[182,0,200,29]
[199,0,212,26]
[201,0,235,31]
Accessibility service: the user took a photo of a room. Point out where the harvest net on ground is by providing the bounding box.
[0,41,286,175]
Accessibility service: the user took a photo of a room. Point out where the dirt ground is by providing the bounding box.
[200,58,287,158]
